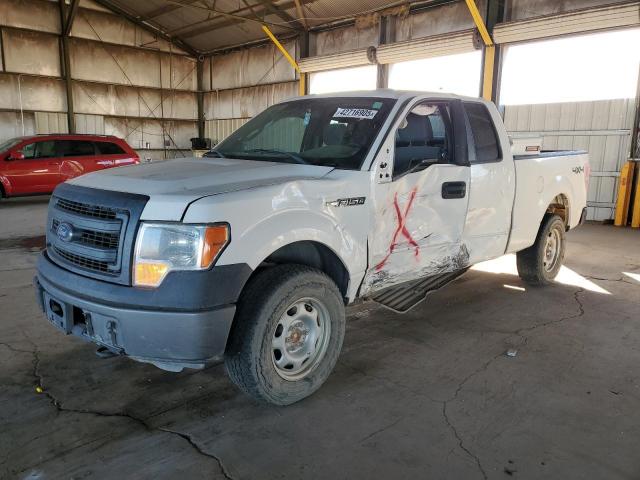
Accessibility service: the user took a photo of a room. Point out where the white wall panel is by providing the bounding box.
[210,41,297,90]
[104,117,196,150]
[0,0,60,34]
[75,113,105,134]
[1,29,61,76]
[0,75,66,112]
[395,1,485,42]
[35,111,68,134]
[204,82,297,120]
[0,111,35,139]
[504,99,636,220]
[72,82,197,119]
[70,39,195,90]
[314,24,378,56]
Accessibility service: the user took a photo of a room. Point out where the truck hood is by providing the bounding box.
[69,157,335,220]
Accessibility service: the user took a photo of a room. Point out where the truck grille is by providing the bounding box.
[52,219,120,250]
[56,198,118,220]
[46,183,149,285]
[53,247,111,273]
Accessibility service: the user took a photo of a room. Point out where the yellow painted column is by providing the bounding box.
[262,25,305,96]
[482,45,495,101]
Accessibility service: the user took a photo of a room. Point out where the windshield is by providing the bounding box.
[0,137,22,152]
[215,97,396,170]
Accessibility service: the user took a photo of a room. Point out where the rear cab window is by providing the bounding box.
[463,102,501,163]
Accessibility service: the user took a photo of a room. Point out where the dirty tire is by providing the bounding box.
[224,264,345,405]
[517,214,566,286]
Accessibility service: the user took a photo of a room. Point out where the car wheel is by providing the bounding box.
[517,214,566,285]
[225,264,345,405]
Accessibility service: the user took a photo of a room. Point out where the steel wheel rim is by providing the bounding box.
[543,226,562,272]
[271,297,331,381]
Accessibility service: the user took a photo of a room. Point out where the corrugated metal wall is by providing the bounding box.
[0,0,197,161]
[504,99,637,221]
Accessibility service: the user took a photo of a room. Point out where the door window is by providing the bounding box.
[57,140,96,157]
[393,102,451,177]
[22,141,57,159]
[95,141,126,155]
[463,102,501,163]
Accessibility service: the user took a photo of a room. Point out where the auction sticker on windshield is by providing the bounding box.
[333,108,378,120]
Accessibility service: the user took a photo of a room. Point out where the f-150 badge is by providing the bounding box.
[326,197,366,207]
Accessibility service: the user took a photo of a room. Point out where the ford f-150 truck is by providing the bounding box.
[34,91,589,405]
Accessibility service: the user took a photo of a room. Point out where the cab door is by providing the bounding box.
[461,101,516,263]
[361,99,471,296]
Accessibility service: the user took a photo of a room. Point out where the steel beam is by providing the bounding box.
[59,0,76,134]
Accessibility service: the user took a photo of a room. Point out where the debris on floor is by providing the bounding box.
[506,348,518,357]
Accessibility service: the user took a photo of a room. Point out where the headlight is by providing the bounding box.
[133,223,229,287]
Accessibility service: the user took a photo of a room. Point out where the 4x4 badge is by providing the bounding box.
[326,197,366,207]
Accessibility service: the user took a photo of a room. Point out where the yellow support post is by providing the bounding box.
[262,25,305,96]
[614,160,635,226]
[482,45,495,101]
[464,0,493,46]
[631,162,640,228]
[464,0,495,100]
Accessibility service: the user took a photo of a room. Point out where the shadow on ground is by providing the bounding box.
[1,224,639,479]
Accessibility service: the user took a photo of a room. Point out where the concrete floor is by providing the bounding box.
[1,196,639,480]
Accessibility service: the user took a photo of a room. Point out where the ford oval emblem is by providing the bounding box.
[56,222,74,243]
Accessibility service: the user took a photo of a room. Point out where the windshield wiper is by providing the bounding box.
[243,148,308,165]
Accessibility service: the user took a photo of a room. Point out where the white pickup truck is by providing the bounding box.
[35,90,589,405]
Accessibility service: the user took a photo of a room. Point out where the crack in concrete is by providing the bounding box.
[5,344,236,480]
[512,288,585,346]
[358,417,404,444]
[159,427,234,480]
[441,352,503,480]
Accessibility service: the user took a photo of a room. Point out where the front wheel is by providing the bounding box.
[517,214,566,285]
[224,264,345,405]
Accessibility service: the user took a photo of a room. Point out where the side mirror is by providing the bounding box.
[7,150,24,161]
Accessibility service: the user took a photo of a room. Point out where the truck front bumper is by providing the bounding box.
[35,252,252,371]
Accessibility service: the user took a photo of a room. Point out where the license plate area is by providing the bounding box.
[43,293,72,334]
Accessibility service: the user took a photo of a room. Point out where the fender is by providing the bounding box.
[182,180,369,300]
[507,179,575,253]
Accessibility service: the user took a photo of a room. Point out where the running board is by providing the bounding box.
[370,269,468,313]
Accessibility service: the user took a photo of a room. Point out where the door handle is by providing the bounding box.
[442,181,466,199]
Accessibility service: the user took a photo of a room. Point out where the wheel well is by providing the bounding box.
[260,241,350,300]
[546,194,569,229]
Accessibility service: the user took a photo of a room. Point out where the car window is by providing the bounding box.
[216,97,396,170]
[35,141,56,159]
[95,141,126,155]
[464,102,501,163]
[393,102,451,177]
[22,142,36,159]
[57,140,96,157]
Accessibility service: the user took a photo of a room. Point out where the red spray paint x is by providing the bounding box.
[375,188,419,271]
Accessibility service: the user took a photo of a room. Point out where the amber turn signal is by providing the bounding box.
[201,225,229,268]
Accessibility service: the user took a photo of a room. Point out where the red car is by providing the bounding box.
[0,134,139,199]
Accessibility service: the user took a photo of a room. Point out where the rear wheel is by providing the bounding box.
[224,264,345,405]
[517,214,566,285]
